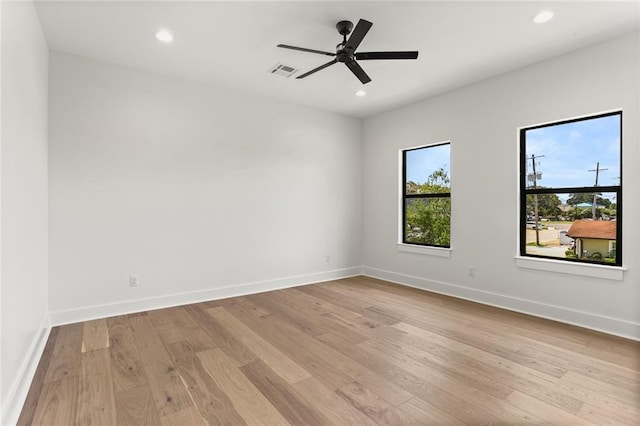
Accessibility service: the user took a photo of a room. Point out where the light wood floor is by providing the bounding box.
[19,276,640,425]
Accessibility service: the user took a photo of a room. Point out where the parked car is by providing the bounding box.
[526,221,543,230]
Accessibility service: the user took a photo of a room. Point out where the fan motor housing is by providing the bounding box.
[336,52,352,63]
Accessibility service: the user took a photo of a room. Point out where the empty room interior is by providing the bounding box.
[2,1,640,424]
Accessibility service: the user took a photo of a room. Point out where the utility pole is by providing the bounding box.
[589,162,607,219]
[528,154,544,246]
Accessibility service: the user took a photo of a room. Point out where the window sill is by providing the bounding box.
[397,243,452,258]
[514,256,626,281]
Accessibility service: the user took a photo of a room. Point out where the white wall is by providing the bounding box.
[1,1,50,423]
[362,32,640,339]
[48,51,362,323]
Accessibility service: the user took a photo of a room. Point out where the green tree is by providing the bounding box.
[567,192,598,205]
[566,192,611,219]
[405,168,450,246]
[526,192,561,219]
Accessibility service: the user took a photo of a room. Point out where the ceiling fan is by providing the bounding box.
[277,19,418,85]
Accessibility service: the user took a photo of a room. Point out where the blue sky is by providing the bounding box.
[405,114,620,203]
[406,143,450,184]
[525,114,621,189]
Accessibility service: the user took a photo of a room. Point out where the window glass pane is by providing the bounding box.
[524,114,620,189]
[524,191,617,263]
[405,197,451,246]
[405,144,450,194]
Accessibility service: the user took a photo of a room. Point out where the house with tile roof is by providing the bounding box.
[567,220,617,260]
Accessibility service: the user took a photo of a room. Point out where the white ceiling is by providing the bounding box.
[35,1,640,118]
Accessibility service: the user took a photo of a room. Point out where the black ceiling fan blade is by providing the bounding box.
[277,44,336,57]
[345,60,371,84]
[296,59,338,79]
[344,19,372,53]
[355,51,419,60]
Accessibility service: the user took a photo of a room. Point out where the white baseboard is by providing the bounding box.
[2,315,51,426]
[362,266,640,341]
[50,267,363,326]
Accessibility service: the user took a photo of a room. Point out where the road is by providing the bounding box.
[525,223,571,245]
[526,229,558,245]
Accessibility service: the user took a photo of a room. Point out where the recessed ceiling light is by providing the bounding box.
[355,90,367,97]
[533,10,554,24]
[155,29,174,43]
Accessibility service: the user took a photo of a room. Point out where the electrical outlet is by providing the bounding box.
[468,267,476,277]
[325,255,331,263]
[129,275,139,287]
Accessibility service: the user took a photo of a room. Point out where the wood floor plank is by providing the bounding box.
[81,318,110,353]
[293,377,378,426]
[148,309,184,346]
[577,401,637,425]
[165,340,247,425]
[393,307,570,378]
[361,305,402,325]
[519,362,640,422]
[212,296,271,317]
[240,359,331,425]
[330,307,523,399]
[44,322,84,383]
[226,302,413,406]
[159,406,206,426]
[76,348,117,425]
[516,343,640,390]
[285,287,363,320]
[366,323,584,417]
[505,390,593,424]
[20,277,640,425]
[167,306,217,352]
[393,320,629,417]
[561,370,640,407]
[128,314,194,417]
[250,290,368,343]
[354,276,640,370]
[335,381,405,425]
[396,397,465,425]
[114,385,161,425]
[358,339,543,423]
[107,315,148,392]
[222,302,354,390]
[356,277,614,366]
[197,348,291,426]
[296,282,375,313]
[16,327,60,426]
[183,303,257,365]
[30,376,79,426]
[361,336,514,400]
[315,332,499,424]
[208,306,311,384]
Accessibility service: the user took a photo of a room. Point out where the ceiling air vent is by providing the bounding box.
[268,63,298,78]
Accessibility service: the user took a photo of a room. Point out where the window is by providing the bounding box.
[520,111,622,266]
[401,142,451,247]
